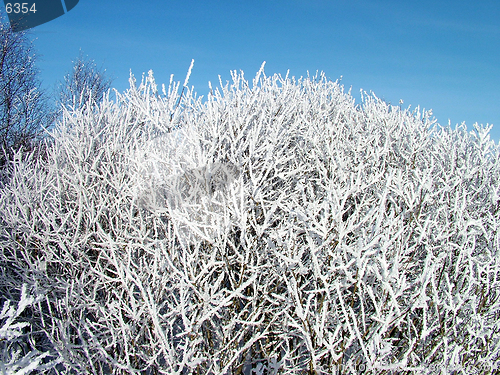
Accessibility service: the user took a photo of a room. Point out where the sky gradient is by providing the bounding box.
[19,0,500,142]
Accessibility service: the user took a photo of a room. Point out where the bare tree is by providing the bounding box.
[58,50,113,111]
[0,19,52,165]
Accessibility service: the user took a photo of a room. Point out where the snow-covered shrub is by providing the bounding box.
[0,285,61,374]
[0,62,499,374]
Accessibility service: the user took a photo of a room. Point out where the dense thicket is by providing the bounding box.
[1,65,499,374]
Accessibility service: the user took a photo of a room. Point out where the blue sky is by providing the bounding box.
[22,0,500,142]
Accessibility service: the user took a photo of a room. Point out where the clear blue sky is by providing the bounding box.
[25,0,500,142]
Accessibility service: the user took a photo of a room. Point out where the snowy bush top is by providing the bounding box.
[0,62,499,374]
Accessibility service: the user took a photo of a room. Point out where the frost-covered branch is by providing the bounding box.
[0,65,498,374]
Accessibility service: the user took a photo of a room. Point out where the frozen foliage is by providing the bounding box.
[0,63,499,374]
[0,285,61,374]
